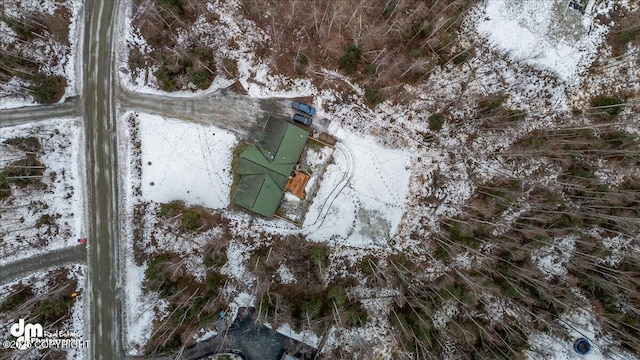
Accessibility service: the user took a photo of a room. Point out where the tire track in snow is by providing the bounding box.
[304,143,355,232]
[196,126,225,206]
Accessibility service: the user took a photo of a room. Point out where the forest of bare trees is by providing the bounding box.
[0,4,71,103]
[130,0,221,91]
[130,0,476,102]
[130,200,233,356]
[241,0,475,90]
[384,94,640,358]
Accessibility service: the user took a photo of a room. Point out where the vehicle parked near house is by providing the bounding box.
[292,100,316,116]
[293,113,312,126]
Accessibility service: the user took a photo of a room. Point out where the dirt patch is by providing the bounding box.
[45,6,73,45]
[605,5,640,56]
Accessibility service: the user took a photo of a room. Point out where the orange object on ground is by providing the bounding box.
[284,170,310,199]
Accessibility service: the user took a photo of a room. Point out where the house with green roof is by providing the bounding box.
[232,117,310,218]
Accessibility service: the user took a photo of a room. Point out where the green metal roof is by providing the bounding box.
[237,145,289,187]
[233,174,283,218]
[257,118,309,167]
[232,118,309,218]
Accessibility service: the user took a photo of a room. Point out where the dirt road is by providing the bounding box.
[0,245,86,285]
[83,0,120,359]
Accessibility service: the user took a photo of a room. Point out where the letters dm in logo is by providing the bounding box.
[10,319,43,350]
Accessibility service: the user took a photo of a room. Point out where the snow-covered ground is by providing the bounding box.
[528,307,635,360]
[237,57,317,99]
[121,256,167,355]
[119,112,239,354]
[137,114,237,208]
[253,127,412,247]
[301,129,411,247]
[0,118,86,266]
[0,0,83,109]
[532,235,578,280]
[474,0,611,83]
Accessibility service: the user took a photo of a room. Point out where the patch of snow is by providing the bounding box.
[301,130,411,247]
[452,252,473,269]
[193,329,218,342]
[491,200,533,237]
[137,113,237,209]
[432,302,459,329]
[527,307,633,360]
[594,165,626,187]
[226,292,255,327]
[223,240,254,287]
[64,264,88,360]
[283,192,300,202]
[122,257,167,355]
[481,293,523,327]
[600,234,634,267]
[276,264,296,284]
[474,0,612,83]
[65,0,83,100]
[237,57,316,98]
[4,0,58,17]
[531,235,577,280]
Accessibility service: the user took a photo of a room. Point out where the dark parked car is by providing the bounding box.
[292,100,316,116]
[293,113,312,126]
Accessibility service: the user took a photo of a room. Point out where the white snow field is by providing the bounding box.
[301,129,411,247]
[137,114,238,208]
[475,0,611,83]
